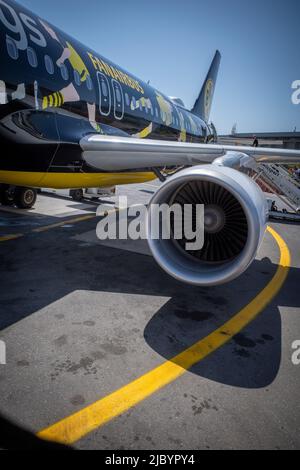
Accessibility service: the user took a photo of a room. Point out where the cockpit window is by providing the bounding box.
[6,38,18,60]
[44,55,54,75]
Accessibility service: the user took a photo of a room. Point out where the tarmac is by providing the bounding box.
[0,182,299,450]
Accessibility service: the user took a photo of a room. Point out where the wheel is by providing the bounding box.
[70,189,84,201]
[14,187,37,209]
[0,185,15,206]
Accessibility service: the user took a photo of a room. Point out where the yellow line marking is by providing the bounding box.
[0,207,118,241]
[32,214,96,233]
[0,233,23,242]
[37,226,291,445]
[0,215,96,241]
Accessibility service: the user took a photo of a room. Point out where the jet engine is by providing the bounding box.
[147,165,268,286]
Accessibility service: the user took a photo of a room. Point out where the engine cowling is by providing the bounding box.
[147,165,268,286]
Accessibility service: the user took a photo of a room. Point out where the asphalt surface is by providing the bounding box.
[0,183,299,450]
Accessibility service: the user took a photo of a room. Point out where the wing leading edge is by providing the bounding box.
[80,135,300,172]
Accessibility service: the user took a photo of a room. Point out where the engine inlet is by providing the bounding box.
[170,181,248,263]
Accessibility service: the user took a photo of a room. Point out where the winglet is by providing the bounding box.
[191,50,221,122]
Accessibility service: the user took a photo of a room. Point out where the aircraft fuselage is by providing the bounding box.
[0,0,212,189]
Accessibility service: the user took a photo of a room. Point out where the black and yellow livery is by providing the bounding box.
[0,0,218,207]
[42,91,64,110]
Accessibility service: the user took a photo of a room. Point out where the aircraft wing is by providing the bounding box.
[219,134,300,148]
[80,135,300,171]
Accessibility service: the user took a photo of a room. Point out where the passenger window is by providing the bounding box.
[44,55,54,75]
[149,101,153,116]
[97,72,111,116]
[60,64,69,81]
[132,96,136,109]
[116,87,121,102]
[125,93,130,107]
[74,70,81,86]
[155,108,159,119]
[6,37,18,60]
[27,47,38,68]
[112,79,124,120]
[86,75,93,91]
[101,80,108,97]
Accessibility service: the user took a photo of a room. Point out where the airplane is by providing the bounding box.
[1,0,300,286]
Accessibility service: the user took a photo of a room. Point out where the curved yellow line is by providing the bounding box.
[37,226,290,445]
[0,234,23,242]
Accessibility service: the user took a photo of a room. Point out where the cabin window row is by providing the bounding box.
[6,38,94,91]
[6,38,197,133]
[98,72,196,132]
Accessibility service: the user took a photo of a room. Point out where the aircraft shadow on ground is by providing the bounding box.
[0,413,72,450]
[37,192,116,211]
[0,225,299,390]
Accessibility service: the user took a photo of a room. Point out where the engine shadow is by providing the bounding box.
[144,288,281,389]
[143,253,299,389]
[0,223,299,390]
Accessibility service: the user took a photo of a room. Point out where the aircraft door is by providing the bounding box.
[97,72,111,117]
[112,79,124,120]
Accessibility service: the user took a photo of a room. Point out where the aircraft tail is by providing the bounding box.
[191,50,221,122]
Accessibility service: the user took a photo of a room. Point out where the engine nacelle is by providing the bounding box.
[147,165,268,286]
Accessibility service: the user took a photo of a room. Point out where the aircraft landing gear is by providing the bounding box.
[70,189,84,202]
[14,187,37,209]
[0,185,15,206]
[0,185,37,209]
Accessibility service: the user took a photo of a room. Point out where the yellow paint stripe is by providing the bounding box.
[42,96,48,110]
[37,226,290,445]
[0,170,156,189]
[59,92,64,106]
[180,129,187,142]
[32,214,96,233]
[0,212,101,242]
[0,233,23,242]
[135,122,153,139]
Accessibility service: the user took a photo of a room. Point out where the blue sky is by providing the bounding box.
[19,0,300,134]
